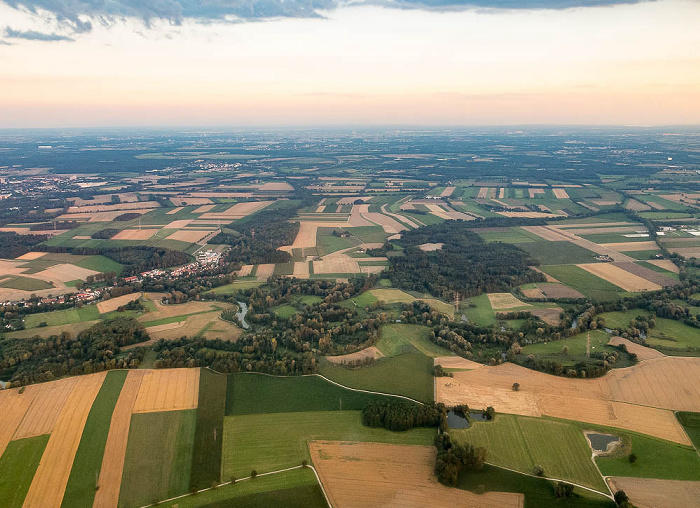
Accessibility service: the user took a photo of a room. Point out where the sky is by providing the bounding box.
[0,0,698,127]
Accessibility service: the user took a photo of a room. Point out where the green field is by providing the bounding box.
[450,414,608,492]
[315,228,359,256]
[226,373,400,415]
[222,411,435,478]
[319,351,434,403]
[62,370,127,508]
[119,410,197,507]
[540,265,630,301]
[75,255,124,275]
[598,310,700,352]
[160,467,326,508]
[271,304,297,318]
[519,241,600,266]
[465,293,496,326]
[477,227,540,244]
[458,465,615,508]
[345,226,389,243]
[521,330,626,366]
[676,412,700,450]
[0,435,49,508]
[0,276,53,291]
[375,323,452,358]
[205,280,264,295]
[190,369,228,490]
[24,305,100,329]
[625,249,663,260]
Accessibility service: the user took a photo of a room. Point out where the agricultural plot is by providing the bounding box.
[577,263,661,292]
[226,373,400,415]
[14,376,79,439]
[311,441,524,508]
[451,414,607,492]
[0,435,50,508]
[23,304,100,329]
[607,478,700,508]
[222,411,435,478]
[521,330,617,365]
[132,368,200,413]
[119,410,197,508]
[676,412,700,449]
[540,265,631,301]
[368,288,415,304]
[518,240,600,265]
[375,323,453,358]
[598,310,700,352]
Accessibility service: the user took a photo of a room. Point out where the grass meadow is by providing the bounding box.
[375,323,453,358]
[0,435,49,508]
[24,305,100,329]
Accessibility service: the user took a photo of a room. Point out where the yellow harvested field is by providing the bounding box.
[577,263,661,292]
[15,251,46,260]
[440,186,455,197]
[434,356,484,371]
[369,288,415,303]
[487,293,529,310]
[200,200,272,220]
[258,181,294,192]
[58,209,155,222]
[146,311,228,341]
[418,298,455,318]
[476,187,490,199]
[237,264,254,277]
[279,221,347,253]
[32,263,100,284]
[497,211,564,218]
[599,241,659,252]
[0,388,35,457]
[423,203,473,221]
[552,188,570,199]
[97,293,142,314]
[66,201,160,213]
[355,204,407,233]
[132,368,200,413]
[166,207,183,214]
[522,226,634,262]
[255,263,276,280]
[565,226,644,235]
[528,188,545,198]
[193,204,215,213]
[418,242,443,252]
[557,222,636,229]
[93,370,145,508]
[347,204,376,226]
[313,255,360,274]
[137,294,224,321]
[667,247,700,258]
[625,199,651,211]
[315,205,326,213]
[498,188,505,199]
[437,357,700,444]
[23,372,107,508]
[608,336,666,361]
[310,441,523,508]
[293,261,310,277]
[164,219,193,228]
[112,228,159,240]
[14,376,79,439]
[166,229,216,243]
[170,197,213,206]
[381,204,422,228]
[202,319,243,342]
[325,346,384,364]
[646,259,679,273]
[607,478,700,508]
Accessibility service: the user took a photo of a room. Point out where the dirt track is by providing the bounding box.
[310,441,524,508]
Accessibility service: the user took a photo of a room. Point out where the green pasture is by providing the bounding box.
[315,228,359,256]
[676,412,700,450]
[190,369,227,490]
[465,293,496,326]
[476,227,539,244]
[205,279,264,295]
[521,330,620,365]
[75,255,124,274]
[598,310,700,352]
[375,323,452,358]
[62,370,127,508]
[226,373,400,416]
[638,211,692,220]
[119,410,197,508]
[0,276,53,291]
[24,305,100,329]
[319,351,434,403]
[625,250,662,260]
[272,304,297,319]
[159,468,326,508]
[0,435,49,508]
[222,411,435,478]
[451,414,607,492]
[518,241,600,266]
[345,226,389,243]
[539,265,630,302]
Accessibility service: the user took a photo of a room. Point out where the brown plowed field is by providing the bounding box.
[14,376,79,439]
[164,219,193,228]
[97,293,142,314]
[112,229,159,240]
[193,204,215,213]
[487,293,529,310]
[522,287,546,299]
[93,370,145,508]
[608,336,666,361]
[599,241,659,252]
[667,246,700,258]
[237,264,254,277]
[348,204,376,226]
[436,357,700,444]
[325,346,384,364]
[536,283,584,299]
[607,477,700,508]
[310,441,523,508]
[530,307,562,326]
[132,368,199,413]
[434,356,484,371]
[625,199,651,211]
[0,388,36,457]
[293,261,310,277]
[646,259,680,273]
[577,263,661,292]
[22,372,107,508]
[255,263,275,280]
[612,261,677,287]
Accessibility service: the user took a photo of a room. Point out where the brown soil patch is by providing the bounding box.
[528,188,545,198]
[625,199,651,211]
[23,372,107,508]
[424,203,474,221]
[0,388,36,457]
[380,205,422,229]
[499,188,506,199]
[418,242,444,252]
[577,263,661,292]
[93,370,145,508]
[15,251,46,260]
[530,307,562,326]
[357,205,408,233]
[32,263,100,283]
[646,259,679,273]
[522,287,546,299]
[310,441,523,508]
[477,187,490,199]
[599,241,659,252]
[487,293,529,310]
[566,226,645,235]
[112,229,159,240]
[325,346,384,364]
[608,337,666,362]
[536,283,585,299]
[436,357,700,444]
[14,376,79,439]
[132,368,200,413]
[667,246,700,258]
[166,229,216,243]
[552,188,569,199]
[279,221,348,253]
[255,263,276,280]
[347,204,376,227]
[607,478,700,508]
[97,293,142,314]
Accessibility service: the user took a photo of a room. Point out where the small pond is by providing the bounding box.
[236,301,250,329]
[468,411,492,422]
[585,432,620,453]
[447,411,470,429]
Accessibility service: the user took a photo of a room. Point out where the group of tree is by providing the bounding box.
[0,231,49,259]
[434,433,487,486]
[362,401,444,431]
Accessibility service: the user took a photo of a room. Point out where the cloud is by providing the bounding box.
[0,0,651,38]
[3,27,74,41]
